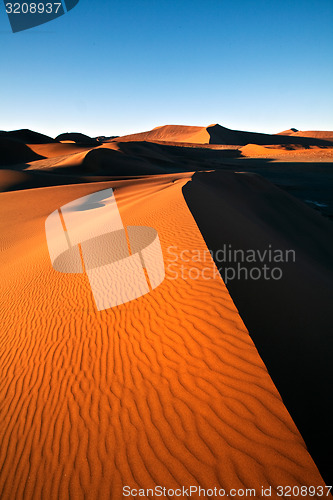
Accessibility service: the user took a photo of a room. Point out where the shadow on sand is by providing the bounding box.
[183,170,333,485]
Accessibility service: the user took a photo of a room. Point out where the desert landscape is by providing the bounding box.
[0,124,332,499]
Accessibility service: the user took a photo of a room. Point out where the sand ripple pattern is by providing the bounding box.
[0,175,327,499]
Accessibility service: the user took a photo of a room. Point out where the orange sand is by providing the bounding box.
[0,173,328,499]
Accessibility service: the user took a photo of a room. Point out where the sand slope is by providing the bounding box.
[0,174,328,499]
[109,125,211,144]
[277,128,299,135]
[289,130,333,141]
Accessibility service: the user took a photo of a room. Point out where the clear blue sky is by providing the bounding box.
[1,0,332,137]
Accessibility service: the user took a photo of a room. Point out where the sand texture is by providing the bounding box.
[0,173,329,499]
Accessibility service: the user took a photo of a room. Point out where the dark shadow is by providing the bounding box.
[0,129,57,144]
[0,137,45,166]
[183,170,333,485]
[213,158,333,220]
[81,147,168,175]
[0,166,92,193]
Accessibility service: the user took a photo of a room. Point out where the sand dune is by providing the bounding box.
[240,144,273,156]
[277,128,298,135]
[0,131,93,169]
[55,132,99,145]
[289,130,333,141]
[115,124,333,148]
[80,147,170,174]
[0,173,329,499]
[26,142,93,159]
[277,129,333,141]
[107,124,211,144]
[240,143,333,161]
[0,129,56,144]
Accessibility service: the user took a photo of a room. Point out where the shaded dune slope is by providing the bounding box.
[183,171,333,484]
[0,175,328,499]
[206,125,333,147]
[0,129,56,144]
[55,132,99,146]
[80,147,171,175]
[0,137,45,166]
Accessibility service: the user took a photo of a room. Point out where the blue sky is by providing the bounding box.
[1,0,332,137]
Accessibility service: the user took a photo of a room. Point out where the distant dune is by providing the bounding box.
[55,132,100,145]
[109,124,211,144]
[277,128,299,135]
[0,128,56,144]
[240,144,333,159]
[115,124,333,147]
[290,130,333,141]
[277,128,333,141]
[240,144,272,156]
[26,142,93,159]
[76,147,170,175]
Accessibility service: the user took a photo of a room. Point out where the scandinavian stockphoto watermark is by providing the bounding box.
[123,484,332,497]
[45,188,165,311]
[166,245,296,283]
[3,0,80,33]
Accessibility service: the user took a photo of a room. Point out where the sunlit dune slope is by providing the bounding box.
[240,144,273,156]
[110,125,211,144]
[289,130,333,141]
[277,128,299,135]
[240,144,333,160]
[0,173,328,499]
[26,142,94,159]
